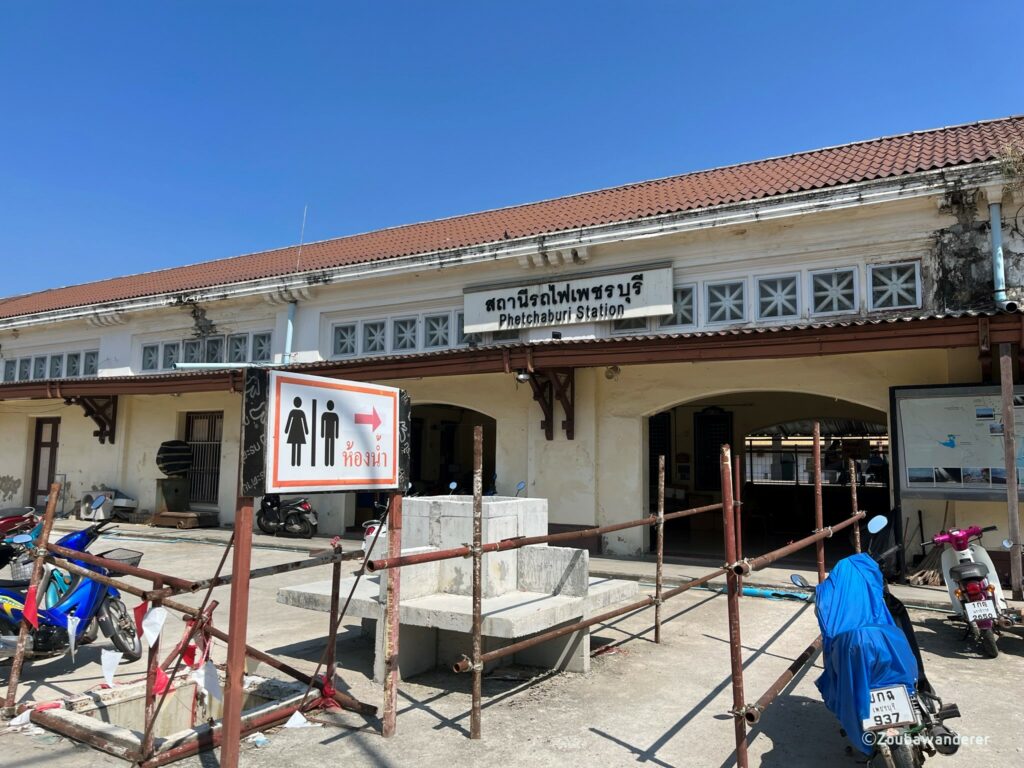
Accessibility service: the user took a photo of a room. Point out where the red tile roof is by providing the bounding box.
[3,116,1023,321]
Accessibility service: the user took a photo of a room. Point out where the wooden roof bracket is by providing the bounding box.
[64,395,118,444]
[978,316,992,382]
[527,369,574,440]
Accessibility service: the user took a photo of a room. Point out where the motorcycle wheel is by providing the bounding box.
[100,598,142,662]
[980,628,999,658]
[890,743,921,768]
[284,513,314,539]
[256,513,277,536]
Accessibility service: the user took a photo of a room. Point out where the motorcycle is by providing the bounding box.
[0,508,37,574]
[931,524,1015,658]
[361,483,415,553]
[256,494,318,538]
[0,519,142,663]
[794,516,960,767]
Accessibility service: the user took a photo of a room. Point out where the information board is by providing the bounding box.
[892,384,1024,501]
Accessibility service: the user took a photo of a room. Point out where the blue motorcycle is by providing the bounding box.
[0,519,142,663]
[794,518,961,767]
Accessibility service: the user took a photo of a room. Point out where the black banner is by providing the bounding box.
[240,368,269,497]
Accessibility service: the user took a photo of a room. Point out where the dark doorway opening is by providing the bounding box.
[409,404,496,495]
[184,411,223,505]
[31,418,60,508]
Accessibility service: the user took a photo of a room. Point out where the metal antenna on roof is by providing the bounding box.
[295,204,308,272]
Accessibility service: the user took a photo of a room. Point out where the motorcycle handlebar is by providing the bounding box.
[875,544,902,563]
[981,525,998,533]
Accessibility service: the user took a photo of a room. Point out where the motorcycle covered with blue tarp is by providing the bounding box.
[813,551,961,767]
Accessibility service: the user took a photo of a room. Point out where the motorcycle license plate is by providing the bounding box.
[965,600,997,622]
[862,685,915,730]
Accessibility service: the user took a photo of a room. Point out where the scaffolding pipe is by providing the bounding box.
[452,566,729,674]
[721,446,748,768]
[743,635,823,724]
[655,455,665,644]
[470,426,484,739]
[188,547,364,592]
[813,422,825,583]
[381,492,403,737]
[368,503,723,572]
[732,512,865,575]
[734,455,744,595]
[848,459,861,554]
[46,542,196,593]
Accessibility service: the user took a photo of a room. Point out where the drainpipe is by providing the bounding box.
[985,186,1018,312]
[284,300,297,364]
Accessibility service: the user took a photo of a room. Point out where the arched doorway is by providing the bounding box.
[647,392,889,560]
[409,404,497,495]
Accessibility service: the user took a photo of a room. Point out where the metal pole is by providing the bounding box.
[721,446,748,768]
[3,482,60,714]
[734,453,744,595]
[381,491,403,737]
[999,343,1024,600]
[733,513,864,575]
[141,579,163,761]
[219,497,253,768]
[470,425,484,739]
[743,636,822,724]
[655,455,665,644]
[848,458,862,554]
[326,557,342,680]
[813,422,826,583]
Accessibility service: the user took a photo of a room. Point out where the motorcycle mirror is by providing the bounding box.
[448,482,458,493]
[91,494,107,510]
[866,515,888,535]
[516,481,526,491]
[10,533,33,545]
[1003,538,1014,550]
[790,574,812,589]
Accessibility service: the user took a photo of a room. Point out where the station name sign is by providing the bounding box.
[463,266,674,334]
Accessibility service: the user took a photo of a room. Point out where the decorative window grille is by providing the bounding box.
[227,334,248,364]
[18,359,31,380]
[612,316,649,333]
[251,332,272,362]
[363,321,386,354]
[33,357,47,379]
[424,314,450,348]
[203,336,224,364]
[83,351,99,376]
[142,344,160,371]
[870,263,920,310]
[706,280,746,323]
[811,268,858,314]
[660,286,696,328]
[183,340,202,364]
[456,312,477,345]
[49,355,64,378]
[66,353,81,377]
[392,318,418,351]
[333,324,357,356]
[3,360,15,382]
[757,275,799,319]
[162,343,180,370]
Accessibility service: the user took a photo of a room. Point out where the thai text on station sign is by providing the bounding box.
[462,266,673,334]
[265,371,401,492]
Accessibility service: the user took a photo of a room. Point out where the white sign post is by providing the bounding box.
[264,371,403,493]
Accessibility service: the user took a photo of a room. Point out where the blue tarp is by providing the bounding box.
[814,554,919,753]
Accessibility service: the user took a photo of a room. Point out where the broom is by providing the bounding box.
[908,501,948,586]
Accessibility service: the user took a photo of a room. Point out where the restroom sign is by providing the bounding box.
[262,371,405,493]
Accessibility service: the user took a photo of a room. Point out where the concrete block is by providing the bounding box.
[515,624,589,673]
[373,621,438,683]
[438,514,519,597]
[435,629,512,674]
[518,545,588,596]
[377,546,440,602]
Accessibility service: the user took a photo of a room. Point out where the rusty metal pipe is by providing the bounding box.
[813,422,825,583]
[732,513,865,575]
[46,542,195,592]
[4,483,60,714]
[743,635,822,724]
[655,455,665,644]
[452,566,728,673]
[848,459,861,554]
[219,498,253,768]
[734,454,744,595]
[141,578,163,760]
[470,425,483,739]
[188,547,364,592]
[721,446,748,768]
[381,492,403,737]
[30,707,142,763]
[368,503,722,572]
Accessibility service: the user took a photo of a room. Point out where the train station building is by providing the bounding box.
[3,116,1024,564]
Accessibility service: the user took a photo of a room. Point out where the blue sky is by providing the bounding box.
[2,2,1022,298]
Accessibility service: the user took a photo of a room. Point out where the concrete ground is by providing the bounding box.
[3,528,1023,767]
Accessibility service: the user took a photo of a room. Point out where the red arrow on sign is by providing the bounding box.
[354,407,382,431]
